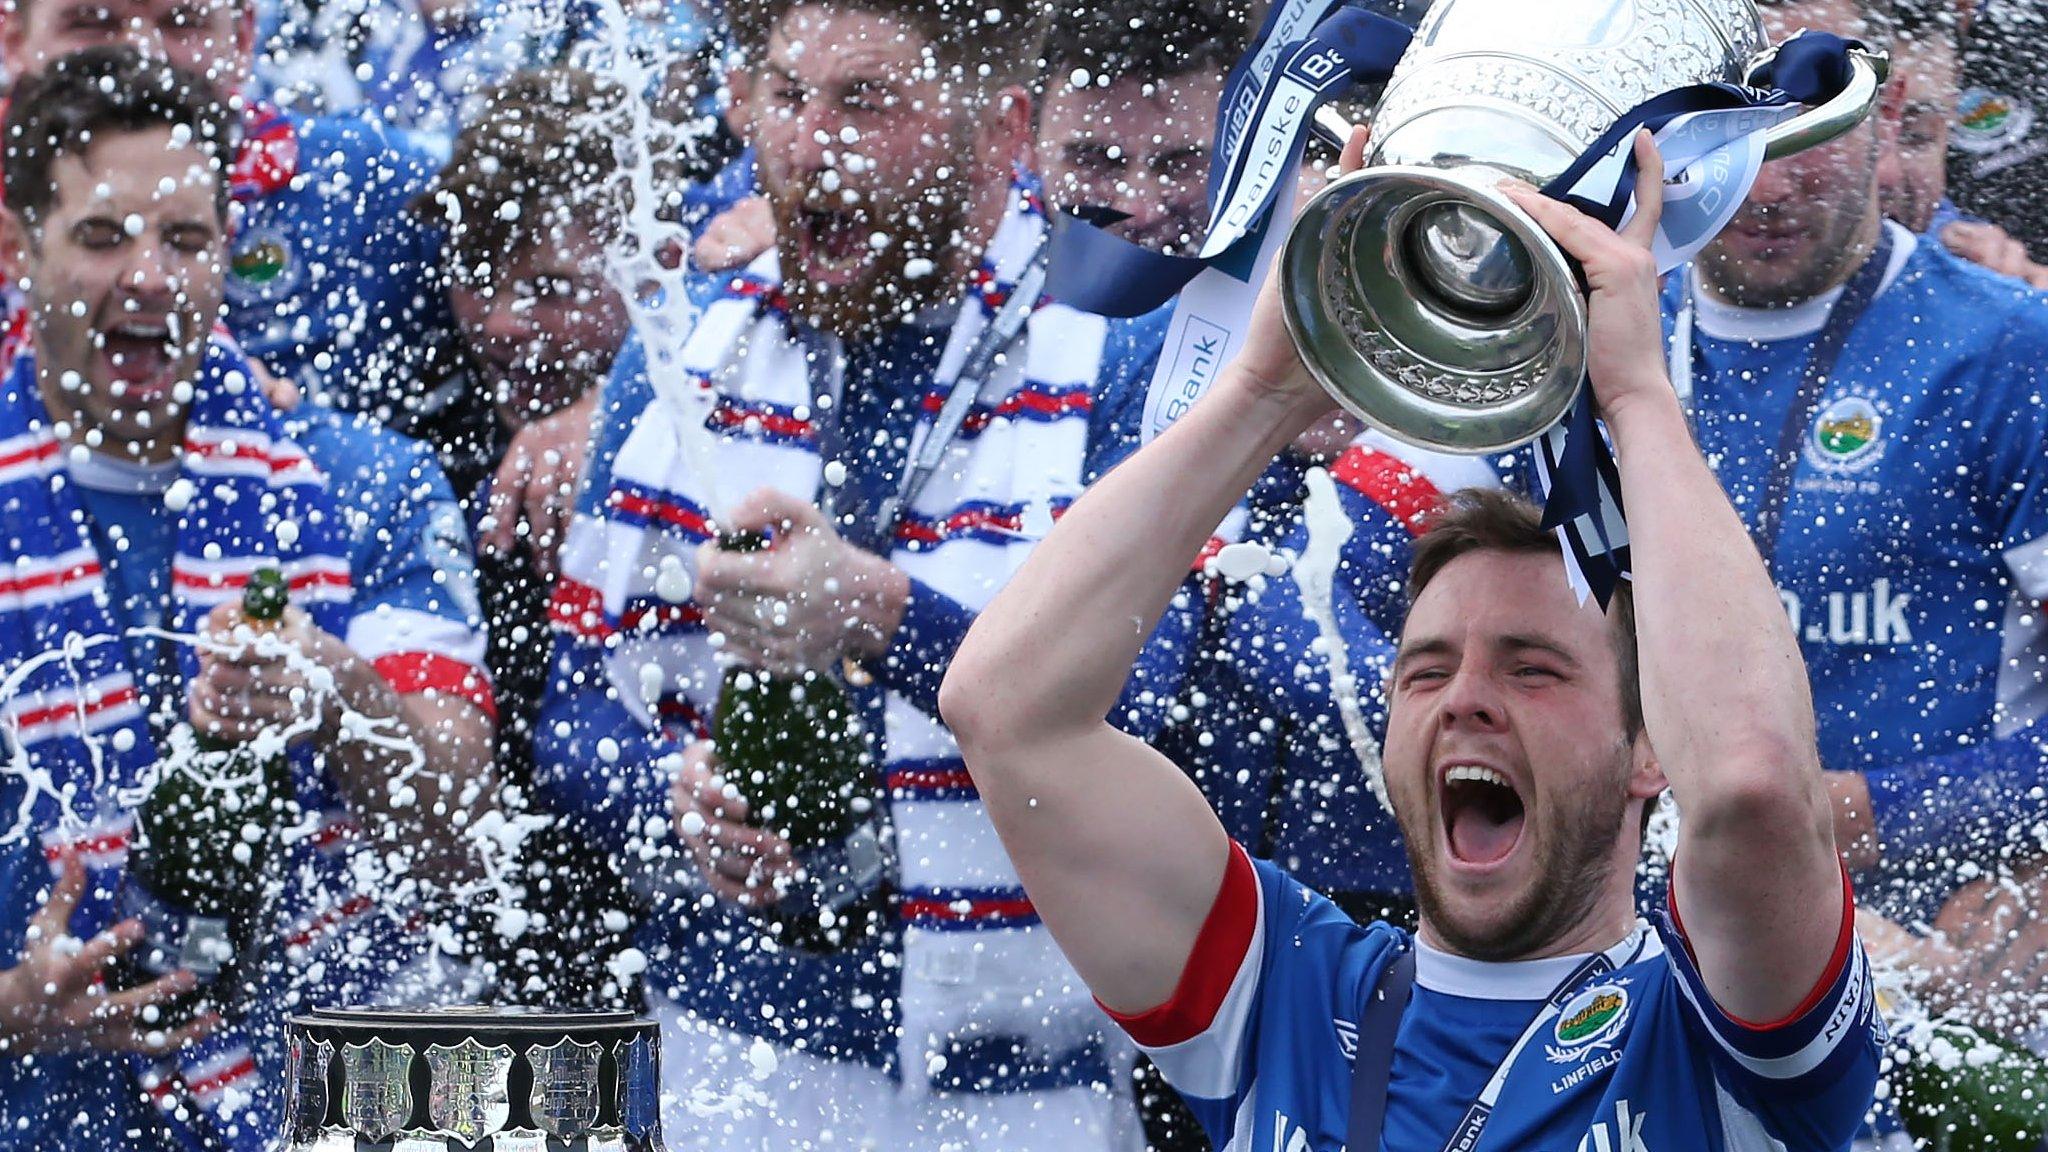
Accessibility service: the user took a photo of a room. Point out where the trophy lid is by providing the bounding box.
[297,1004,643,1031]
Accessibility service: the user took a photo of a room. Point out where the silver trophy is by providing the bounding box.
[280,1006,669,1150]
[1281,0,1887,453]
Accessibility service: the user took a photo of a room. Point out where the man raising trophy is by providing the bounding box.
[942,109,1883,1152]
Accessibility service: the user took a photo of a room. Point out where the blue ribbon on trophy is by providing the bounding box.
[1045,0,1414,440]
[1532,30,1864,607]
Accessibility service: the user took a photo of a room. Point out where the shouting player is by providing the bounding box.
[941,130,1883,1149]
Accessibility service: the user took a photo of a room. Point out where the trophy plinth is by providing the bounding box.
[281,1006,665,1151]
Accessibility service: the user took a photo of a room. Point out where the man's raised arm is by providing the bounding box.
[941,135,1369,1015]
[1504,136,1843,1024]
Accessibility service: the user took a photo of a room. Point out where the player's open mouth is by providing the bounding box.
[1439,762,1525,868]
[797,208,871,273]
[97,320,181,397]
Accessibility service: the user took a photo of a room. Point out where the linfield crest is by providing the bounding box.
[1546,982,1634,1063]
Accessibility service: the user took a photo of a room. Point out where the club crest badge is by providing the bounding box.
[1954,87,2035,155]
[1546,983,1631,1063]
[341,1038,415,1141]
[1806,395,1885,473]
[425,1038,515,1143]
[226,225,302,305]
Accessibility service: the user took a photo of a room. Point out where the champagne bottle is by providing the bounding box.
[711,531,881,949]
[1892,1019,2048,1150]
[713,532,867,846]
[119,567,298,1024]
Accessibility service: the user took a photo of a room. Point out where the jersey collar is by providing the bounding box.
[1414,921,1663,1000]
[67,448,180,495]
[1688,219,1917,343]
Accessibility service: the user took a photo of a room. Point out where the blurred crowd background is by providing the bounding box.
[1,0,2047,1148]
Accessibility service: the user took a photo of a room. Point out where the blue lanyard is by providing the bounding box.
[806,242,1048,554]
[1675,229,1895,562]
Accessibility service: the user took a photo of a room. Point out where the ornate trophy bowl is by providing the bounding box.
[279,1006,666,1151]
[1281,0,1886,453]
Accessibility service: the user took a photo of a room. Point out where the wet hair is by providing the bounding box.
[1406,487,1644,741]
[725,0,1053,92]
[412,68,637,270]
[1041,0,1244,92]
[1,45,235,227]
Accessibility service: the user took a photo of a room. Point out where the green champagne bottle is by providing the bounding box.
[1892,1020,2048,1150]
[119,567,298,1024]
[712,532,868,849]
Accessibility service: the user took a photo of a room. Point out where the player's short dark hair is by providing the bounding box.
[1041,0,1244,92]
[413,68,636,270]
[725,0,1052,92]
[1406,487,1644,741]
[2,46,235,227]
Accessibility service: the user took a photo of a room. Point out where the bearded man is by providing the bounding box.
[1676,0,2048,942]
[530,0,1186,1145]
[941,126,1882,1152]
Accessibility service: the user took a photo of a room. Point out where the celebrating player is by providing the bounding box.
[942,128,1882,1149]
[0,49,494,1148]
[1,0,451,418]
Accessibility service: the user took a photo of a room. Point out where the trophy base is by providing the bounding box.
[282,1006,666,1151]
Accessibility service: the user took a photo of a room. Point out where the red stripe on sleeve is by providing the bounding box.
[372,651,498,722]
[1099,840,1259,1049]
[1668,859,1856,1031]
[1328,446,1445,536]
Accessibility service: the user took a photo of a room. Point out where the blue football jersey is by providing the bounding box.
[0,397,490,1151]
[225,108,449,408]
[1664,223,2048,912]
[1667,224,2048,757]
[63,402,490,721]
[1108,844,1882,1152]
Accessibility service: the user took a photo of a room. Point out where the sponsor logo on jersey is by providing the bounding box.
[1576,1098,1652,1152]
[228,226,301,305]
[1954,87,2035,155]
[1780,579,1914,646]
[1805,395,1884,474]
[1547,983,1631,1064]
[1270,1111,1315,1152]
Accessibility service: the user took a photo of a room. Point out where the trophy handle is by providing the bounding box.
[1751,46,1891,162]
